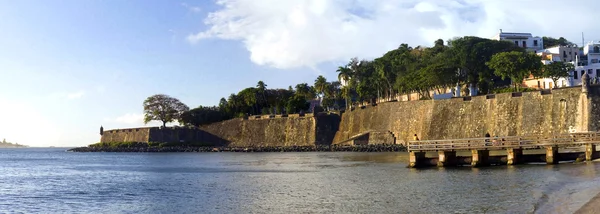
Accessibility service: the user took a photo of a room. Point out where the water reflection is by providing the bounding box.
[1,149,600,213]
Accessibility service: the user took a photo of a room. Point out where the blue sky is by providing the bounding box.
[1,0,599,147]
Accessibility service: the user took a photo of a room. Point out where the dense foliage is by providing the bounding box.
[543,37,575,49]
[486,51,542,91]
[149,36,565,127]
[542,61,575,88]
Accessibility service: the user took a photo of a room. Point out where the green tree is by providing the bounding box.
[239,88,258,115]
[180,106,227,127]
[486,51,542,91]
[336,66,353,109]
[256,81,268,113]
[143,94,190,127]
[294,83,315,100]
[314,75,328,99]
[542,61,574,88]
[543,37,574,49]
[286,95,309,114]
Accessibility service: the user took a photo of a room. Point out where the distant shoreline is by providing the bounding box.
[68,144,407,153]
[0,144,28,148]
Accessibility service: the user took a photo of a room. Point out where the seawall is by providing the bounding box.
[98,85,600,149]
[99,113,340,147]
[333,86,600,145]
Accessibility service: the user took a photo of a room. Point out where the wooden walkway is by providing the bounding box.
[408,132,600,152]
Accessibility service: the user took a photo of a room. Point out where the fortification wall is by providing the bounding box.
[199,114,338,147]
[99,114,340,147]
[99,86,600,148]
[100,128,151,143]
[334,86,600,145]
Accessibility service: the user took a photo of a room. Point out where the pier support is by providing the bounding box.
[471,150,489,167]
[546,146,558,164]
[586,144,597,161]
[409,152,426,168]
[507,148,523,165]
[437,151,456,167]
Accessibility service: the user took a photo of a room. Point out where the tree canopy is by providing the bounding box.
[486,51,542,91]
[143,94,190,127]
[141,36,567,127]
[543,37,575,48]
[542,61,574,88]
[180,106,226,127]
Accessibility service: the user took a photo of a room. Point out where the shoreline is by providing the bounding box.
[575,191,600,214]
[68,144,407,153]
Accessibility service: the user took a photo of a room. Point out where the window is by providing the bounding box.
[596,69,599,75]
[592,59,598,63]
[589,69,593,74]
[564,51,567,58]
[574,71,579,79]
[514,41,519,46]
[581,70,585,77]
[543,82,546,89]
[534,40,538,46]
[537,81,541,88]
[522,41,526,48]
[569,52,572,55]
[549,82,553,88]
[595,46,600,53]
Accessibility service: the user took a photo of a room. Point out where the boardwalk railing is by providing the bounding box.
[407,132,600,152]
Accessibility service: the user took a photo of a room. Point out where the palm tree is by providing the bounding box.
[256,81,267,92]
[314,76,328,110]
[314,76,328,98]
[256,81,267,113]
[336,66,353,109]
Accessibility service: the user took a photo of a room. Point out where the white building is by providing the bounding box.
[491,29,544,51]
[525,41,600,89]
[581,41,600,65]
[537,45,579,63]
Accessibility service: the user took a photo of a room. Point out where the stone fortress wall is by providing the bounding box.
[100,85,600,147]
[333,85,600,145]
[100,113,340,147]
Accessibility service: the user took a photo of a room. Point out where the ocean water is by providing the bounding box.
[1,148,600,213]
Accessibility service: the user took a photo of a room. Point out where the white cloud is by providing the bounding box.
[181,2,201,13]
[66,90,85,99]
[189,0,600,69]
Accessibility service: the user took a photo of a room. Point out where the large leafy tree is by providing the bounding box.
[542,61,574,88]
[486,51,542,91]
[143,94,190,127]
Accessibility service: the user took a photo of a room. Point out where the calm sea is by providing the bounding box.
[1,148,600,213]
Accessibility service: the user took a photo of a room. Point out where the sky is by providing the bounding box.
[2,0,600,147]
